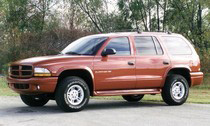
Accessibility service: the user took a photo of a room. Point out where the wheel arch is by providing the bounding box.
[164,67,191,87]
[56,68,94,96]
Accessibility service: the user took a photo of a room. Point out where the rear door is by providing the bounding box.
[93,37,136,90]
[134,36,170,88]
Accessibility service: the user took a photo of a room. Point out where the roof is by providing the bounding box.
[88,32,181,37]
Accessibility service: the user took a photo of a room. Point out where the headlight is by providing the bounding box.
[34,67,51,77]
[8,67,11,75]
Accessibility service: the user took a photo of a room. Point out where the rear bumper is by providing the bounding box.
[190,72,203,86]
[7,76,58,94]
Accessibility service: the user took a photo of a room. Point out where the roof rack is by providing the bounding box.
[136,28,142,34]
[166,31,172,34]
[163,29,172,34]
[111,28,142,34]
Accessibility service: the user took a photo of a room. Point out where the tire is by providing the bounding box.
[55,76,90,112]
[20,94,49,107]
[122,94,144,102]
[161,74,189,105]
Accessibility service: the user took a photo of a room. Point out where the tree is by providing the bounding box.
[0,0,209,74]
[73,0,104,32]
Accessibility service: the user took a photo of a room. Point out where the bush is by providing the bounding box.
[196,49,210,75]
[0,28,92,75]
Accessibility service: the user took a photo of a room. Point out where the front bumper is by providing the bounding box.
[7,76,58,94]
[190,72,203,86]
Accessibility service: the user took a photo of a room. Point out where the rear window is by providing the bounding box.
[162,36,192,55]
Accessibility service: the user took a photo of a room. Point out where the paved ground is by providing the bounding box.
[0,96,210,126]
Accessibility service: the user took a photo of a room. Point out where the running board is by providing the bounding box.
[94,88,162,96]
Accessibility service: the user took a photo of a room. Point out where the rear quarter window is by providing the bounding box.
[134,36,157,55]
[162,36,192,55]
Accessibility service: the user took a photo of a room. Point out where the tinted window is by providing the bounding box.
[134,36,157,55]
[153,37,163,55]
[105,37,130,55]
[162,37,192,55]
[62,36,107,55]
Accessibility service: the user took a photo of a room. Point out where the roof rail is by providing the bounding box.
[163,29,172,34]
[167,31,172,34]
[136,28,142,34]
[110,28,142,34]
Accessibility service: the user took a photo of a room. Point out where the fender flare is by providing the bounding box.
[161,65,191,87]
[56,66,95,90]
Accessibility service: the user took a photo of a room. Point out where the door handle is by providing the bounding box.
[128,61,135,65]
[163,60,169,65]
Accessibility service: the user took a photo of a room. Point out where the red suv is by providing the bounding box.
[7,32,203,112]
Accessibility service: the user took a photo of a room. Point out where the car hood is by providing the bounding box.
[12,55,94,66]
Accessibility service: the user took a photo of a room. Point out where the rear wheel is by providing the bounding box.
[162,74,189,105]
[122,94,144,102]
[20,94,49,107]
[55,76,90,112]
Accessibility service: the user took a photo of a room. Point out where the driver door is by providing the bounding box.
[93,37,136,91]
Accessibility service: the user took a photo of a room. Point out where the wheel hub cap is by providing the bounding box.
[172,82,185,100]
[66,85,84,105]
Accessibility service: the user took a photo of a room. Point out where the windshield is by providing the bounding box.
[61,36,108,55]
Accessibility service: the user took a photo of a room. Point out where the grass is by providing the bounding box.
[0,77,18,96]
[93,75,210,104]
[0,75,209,104]
[93,89,210,104]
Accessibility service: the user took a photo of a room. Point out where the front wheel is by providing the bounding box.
[122,94,144,102]
[55,76,90,112]
[20,94,49,107]
[161,74,189,105]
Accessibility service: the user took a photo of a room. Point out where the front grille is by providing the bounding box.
[11,66,19,70]
[14,83,29,89]
[10,65,33,78]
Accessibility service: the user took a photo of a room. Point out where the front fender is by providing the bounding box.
[55,66,94,80]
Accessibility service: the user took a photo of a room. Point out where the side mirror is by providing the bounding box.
[101,48,116,56]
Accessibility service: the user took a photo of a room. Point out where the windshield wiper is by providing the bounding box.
[58,52,63,55]
[65,51,82,55]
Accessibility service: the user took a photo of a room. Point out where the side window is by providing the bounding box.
[153,37,163,55]
[105,37,131,55]
[162,36,192,55]
[134,36,157,55]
